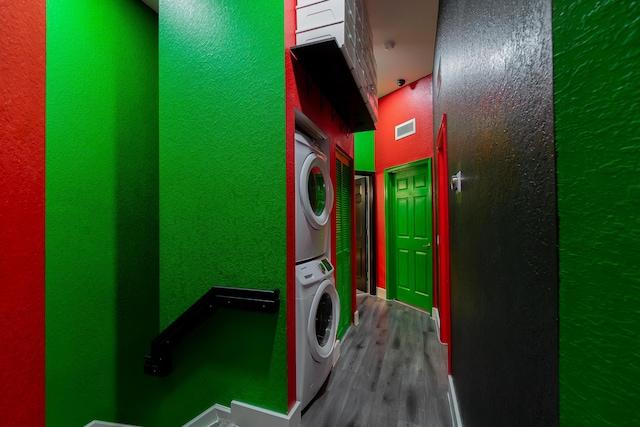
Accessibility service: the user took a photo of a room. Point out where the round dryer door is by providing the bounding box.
[299,153,333,230]
[307,280,340,362]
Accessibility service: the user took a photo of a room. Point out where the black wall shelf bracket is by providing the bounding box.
[144,287,280,377]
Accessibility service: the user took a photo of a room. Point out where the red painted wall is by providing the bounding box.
[0,0,46,424]
[435,114,452,371]
[375,75,434,291]
[284,0,354,408]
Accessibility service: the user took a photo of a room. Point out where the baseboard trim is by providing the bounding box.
[231,401,301,427]
[376,287,387,300]
[432,307,441,341]
[85,422,140,427]
[448,375,463,427]
[332,338,341,366]
[184,401,302,427]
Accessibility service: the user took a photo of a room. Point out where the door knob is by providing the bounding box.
[424,243,431,248]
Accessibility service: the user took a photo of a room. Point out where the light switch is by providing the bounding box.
[451,171,462,193]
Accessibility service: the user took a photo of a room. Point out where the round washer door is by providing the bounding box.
[307,280,340,362]
[299,153,333,230]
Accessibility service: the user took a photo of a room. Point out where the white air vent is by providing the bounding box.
[395,118,416,140]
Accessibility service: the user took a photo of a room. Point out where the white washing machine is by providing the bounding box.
[296,256,340,409]
[295,131,333,263]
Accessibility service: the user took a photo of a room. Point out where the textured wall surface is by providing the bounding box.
[355,131,375,172]
[0,0,46,424]
[46,0,159,425]
[159,0,288,420]
[433,0,558,425]
[375,76,434,291]
[554,1,640,425]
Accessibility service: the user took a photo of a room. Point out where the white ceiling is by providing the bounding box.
[140,0,438,98]
[365,0,439,97]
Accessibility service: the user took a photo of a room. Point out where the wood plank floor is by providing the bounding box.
[301,293,452,427]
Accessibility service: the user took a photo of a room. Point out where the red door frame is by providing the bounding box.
[436,114,452,373]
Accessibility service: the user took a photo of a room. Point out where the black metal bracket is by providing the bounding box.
[144,287,280,377]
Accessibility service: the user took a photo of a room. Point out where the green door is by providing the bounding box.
[336,152,352,339]
[392,163,433,311]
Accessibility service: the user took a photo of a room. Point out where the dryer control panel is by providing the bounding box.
[295,257,334,287]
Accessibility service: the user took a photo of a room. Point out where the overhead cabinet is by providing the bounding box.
[292,0,378,132]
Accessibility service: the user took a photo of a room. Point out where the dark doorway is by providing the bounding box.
[354,172,376,295]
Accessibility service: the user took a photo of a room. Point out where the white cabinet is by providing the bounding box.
[294,0,378,128]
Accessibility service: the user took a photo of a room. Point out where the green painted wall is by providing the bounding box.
[159,0,288,420]
[555,1,640,425]
[354,130,375,172]
[46,0,160,425]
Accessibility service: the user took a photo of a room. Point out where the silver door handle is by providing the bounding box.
[423,243,431,248]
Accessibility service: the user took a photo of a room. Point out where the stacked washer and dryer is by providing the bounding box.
[294,131,340,410]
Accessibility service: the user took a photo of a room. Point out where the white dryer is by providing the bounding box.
[295,131,333,263]
[296,256,340,409]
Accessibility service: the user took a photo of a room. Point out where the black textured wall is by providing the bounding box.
[432,0,558,425]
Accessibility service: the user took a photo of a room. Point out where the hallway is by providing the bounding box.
[301,293,452,427]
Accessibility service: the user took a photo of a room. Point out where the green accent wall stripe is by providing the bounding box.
[555,1,640,425]
[355,131,375,172]
[46,0,159,425]
[159,0,288,421]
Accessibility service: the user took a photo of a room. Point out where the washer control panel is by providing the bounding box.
[295,257,334,287]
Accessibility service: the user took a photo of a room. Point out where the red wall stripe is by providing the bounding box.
[285,135,298,412]
[284,0,298,409]
[436,115,452,373]
[0,0,46,424]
